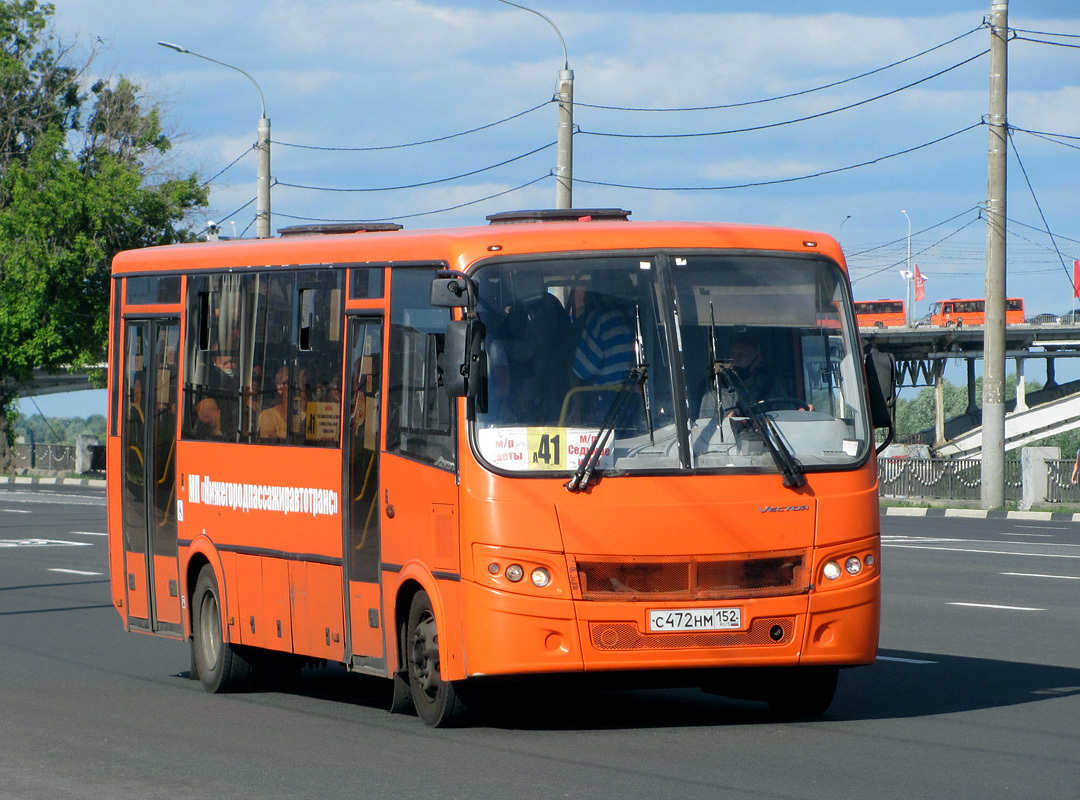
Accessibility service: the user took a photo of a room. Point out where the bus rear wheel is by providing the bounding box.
[766,666,838,718]
[192,565,258,693]
[406,590,470,727]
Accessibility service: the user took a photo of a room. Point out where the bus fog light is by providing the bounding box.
[823,561,841,581]
[845,557,862,575]
[531,568,551,588]
[487,563,501,575]
[505,564,524,583]
[865,554,875,567]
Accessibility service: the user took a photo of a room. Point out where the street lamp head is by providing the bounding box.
[158,41,189,54]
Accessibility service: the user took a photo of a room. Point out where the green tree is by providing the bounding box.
[0,1,207,469]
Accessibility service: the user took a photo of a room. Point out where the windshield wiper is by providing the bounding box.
[714,361,806,489]
[565,364,647,493]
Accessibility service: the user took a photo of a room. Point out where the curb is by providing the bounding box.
[882,506,1080,523]
[0,476,106,489]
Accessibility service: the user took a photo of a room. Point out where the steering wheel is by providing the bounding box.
[753,396,812,412]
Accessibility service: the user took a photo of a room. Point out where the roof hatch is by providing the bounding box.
[485,208,631,225]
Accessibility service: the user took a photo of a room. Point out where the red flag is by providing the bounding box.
[1074,260,1079,299]
[913,264,925,302]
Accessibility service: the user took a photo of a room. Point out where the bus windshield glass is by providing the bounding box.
[470,252,871,476]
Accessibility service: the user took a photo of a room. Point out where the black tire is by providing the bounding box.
[766,666,839,718]
[192,565,259,693]
[406,590,470,727]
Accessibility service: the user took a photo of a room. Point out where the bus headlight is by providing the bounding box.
[531,568,551,588]
[505,564,524,583]
[823,561,842,581]
[845,556,863,575]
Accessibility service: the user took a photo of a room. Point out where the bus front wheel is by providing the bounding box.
[406,590,470,727]
[192,565,259,693]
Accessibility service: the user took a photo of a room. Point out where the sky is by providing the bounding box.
[17,0,1080,419]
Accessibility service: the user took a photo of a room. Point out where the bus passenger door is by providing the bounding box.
[120,319,183,636]
[344,318,385,669]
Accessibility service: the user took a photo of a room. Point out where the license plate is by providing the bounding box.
[648,607,742,632]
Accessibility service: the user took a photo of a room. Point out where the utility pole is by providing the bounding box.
[496,0,573,208]
[158,42,271,238]
[981,0,1009,508]
[555,66,574,209]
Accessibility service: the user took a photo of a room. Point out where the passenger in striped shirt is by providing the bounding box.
[572,306,636,385]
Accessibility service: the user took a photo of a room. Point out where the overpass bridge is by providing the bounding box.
[860,321,1080,457]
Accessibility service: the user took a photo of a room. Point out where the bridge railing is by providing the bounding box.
[1045,459,1080,505]
[11,442,105,473]
[877,457,1022,503]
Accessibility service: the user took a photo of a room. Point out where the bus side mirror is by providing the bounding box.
[443,319,485,397]
[865,350,896,430]
[431,277,474,308]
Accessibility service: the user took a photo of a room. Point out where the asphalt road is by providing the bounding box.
[1,486,1077,800]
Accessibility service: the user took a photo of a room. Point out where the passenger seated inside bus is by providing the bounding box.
[565,274,639,426]
[192,346,239,440]
[258,366,289,440]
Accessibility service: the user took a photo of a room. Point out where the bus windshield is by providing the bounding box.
[471,252,871,477]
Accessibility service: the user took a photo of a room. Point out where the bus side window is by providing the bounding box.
[387,269,456,470]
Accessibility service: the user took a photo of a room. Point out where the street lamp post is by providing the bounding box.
[158,42,272,238]
[838,215,851,246]
[495,0,573,209]
[901,209,912,325]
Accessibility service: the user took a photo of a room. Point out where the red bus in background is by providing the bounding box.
[926,298,1024,327]
[854,300,906,328]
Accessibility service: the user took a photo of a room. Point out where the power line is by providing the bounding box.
[846,207,983,258]
[201,147,252,187]
[1007,130,1076,291]
[577,52,987,140]
[577,25,986,113]
[849,214,983,283]
[273,100,551,152]
[275,175,550,224]
[1010,27,1080,39]
[274,141,555,193]
[574,123,981,192]
[1013,34,1080,50]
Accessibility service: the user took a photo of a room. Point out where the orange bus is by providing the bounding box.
[854,299,906,328]
[107,208,894,726]
[926,297,1024,327]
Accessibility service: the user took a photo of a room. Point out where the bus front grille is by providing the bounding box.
[566,550,810,602]
[589,617,795,650]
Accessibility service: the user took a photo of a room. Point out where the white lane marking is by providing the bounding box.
[69,531,107,537]
[1,509,32,514]
[883,544,1080,559]
[0,539,92,548]
[877,655,937,664]
[949,602,1046,611]
[48,568,103,576]
[1002,532,1055,538]
[1000,572,1080,580]
[883,536,1080,549]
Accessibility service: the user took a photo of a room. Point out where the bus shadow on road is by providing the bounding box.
[832,649,1080,720]
[185,650,1080,730]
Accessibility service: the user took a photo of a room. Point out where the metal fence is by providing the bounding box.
[11,443,105,473]
[1045,459,1080,505]
[877,457,1022,503]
